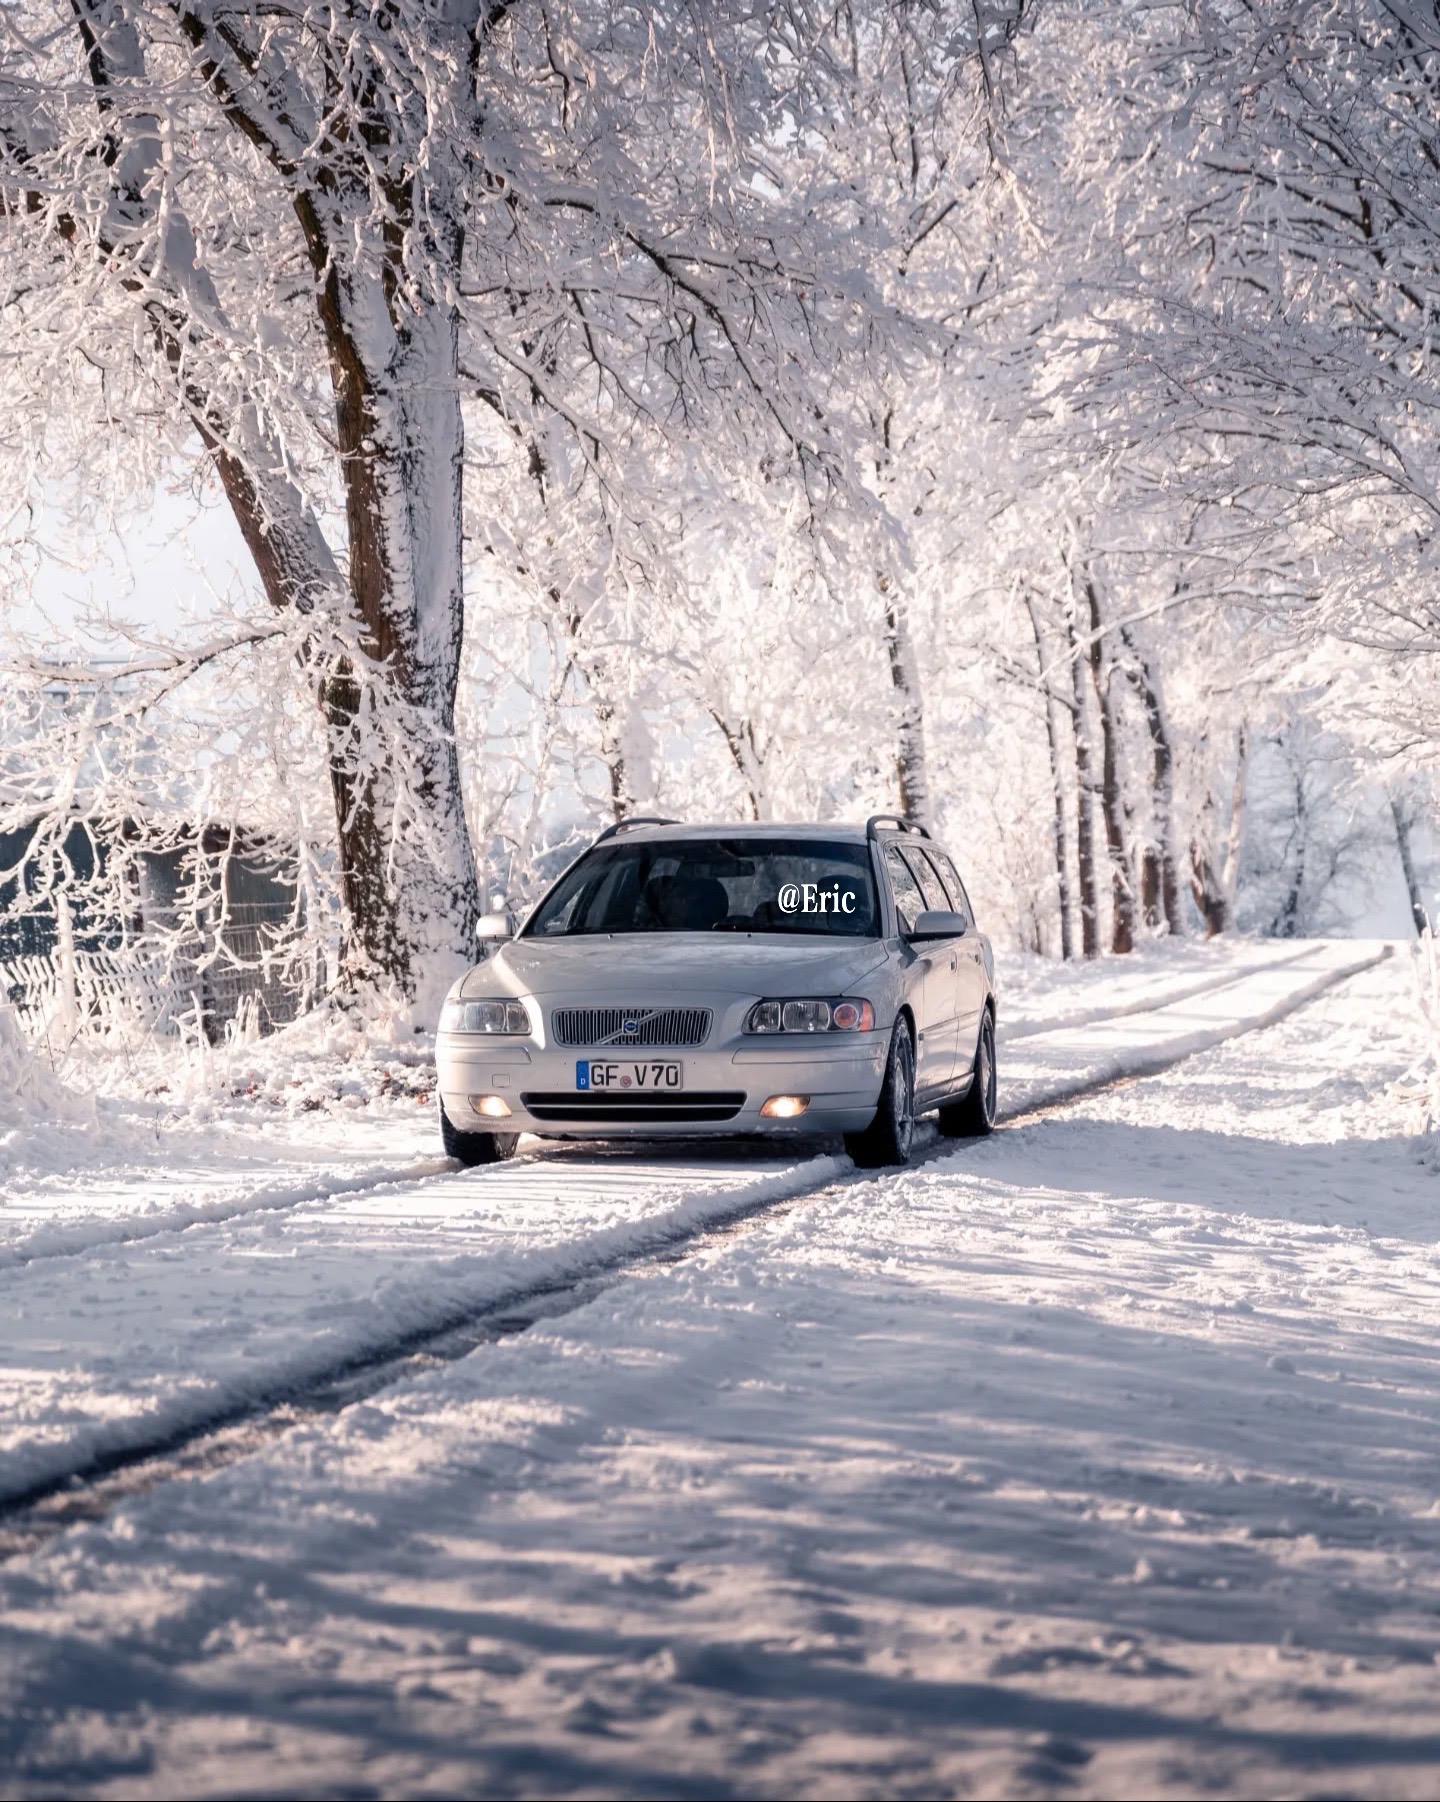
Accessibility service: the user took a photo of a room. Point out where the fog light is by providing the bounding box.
[761,1095,810,1119]
[472,1094,512,1118]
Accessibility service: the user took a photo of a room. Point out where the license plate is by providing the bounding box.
[576,1060,683,1092]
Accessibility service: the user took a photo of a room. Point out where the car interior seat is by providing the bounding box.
[644,874,730,930]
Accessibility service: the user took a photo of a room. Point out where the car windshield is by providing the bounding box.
[525,837,879,938]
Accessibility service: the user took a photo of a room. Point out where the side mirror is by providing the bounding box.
[476,910,515,944]
[908,908,968,940]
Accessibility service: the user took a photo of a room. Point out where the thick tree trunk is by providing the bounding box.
[304,298,479,994]
[1081,576,1136,955]
[296,198,481,996]
[1024,591,1076,960]
[1390,793,1428,936]
[204,383,479,997]
[880,575,931,827]
[1065,599,1100,959]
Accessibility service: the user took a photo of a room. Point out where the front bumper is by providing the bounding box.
[436,1029,889,1137]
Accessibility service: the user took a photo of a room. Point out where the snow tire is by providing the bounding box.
[439,1100,519,1166]
[938,1007,997,1138]
[845,1020,916,1169]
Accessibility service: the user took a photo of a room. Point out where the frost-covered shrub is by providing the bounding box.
[0,1000,75,1124]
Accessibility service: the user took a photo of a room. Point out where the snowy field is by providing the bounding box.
[1,939,1437,1798]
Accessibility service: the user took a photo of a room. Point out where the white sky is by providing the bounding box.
[17,477,259,646]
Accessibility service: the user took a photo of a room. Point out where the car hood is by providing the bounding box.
[460,933,889,1000]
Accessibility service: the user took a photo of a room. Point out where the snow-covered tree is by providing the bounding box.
[1,0,936,1005]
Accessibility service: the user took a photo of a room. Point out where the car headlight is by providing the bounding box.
[440,998,531,1034]
[743,997,876,1034]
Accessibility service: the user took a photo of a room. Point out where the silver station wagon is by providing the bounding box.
[435,816,997,1169]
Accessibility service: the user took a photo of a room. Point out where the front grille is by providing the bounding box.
[550,1005,712,1049]
[521,1090,745,1123]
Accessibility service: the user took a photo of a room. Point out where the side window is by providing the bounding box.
[928,849,974,929]
[882,843,926,935]
[900,846,945,912]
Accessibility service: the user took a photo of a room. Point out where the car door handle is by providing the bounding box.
[948,956,957,970]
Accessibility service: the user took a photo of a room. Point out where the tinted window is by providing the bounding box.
[927,849,973,928]
[526,838,879,938]
[900,845,945,911]
[883,843,926,935]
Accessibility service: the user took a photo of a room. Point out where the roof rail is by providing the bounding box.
[592,815,680,844]
[865,813,931,840]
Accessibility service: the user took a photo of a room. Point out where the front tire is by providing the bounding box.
[439,1101,519,1167]
[938,1008,997,1138]
[844,1021,916,1169]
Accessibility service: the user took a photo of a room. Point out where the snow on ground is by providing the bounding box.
[0,939,1376,1510]
[0,1030,443,1256]
[997,935,1320,1040]
[1003,939,1387,1111]
[0,1144,847,1503]
[1,942,1436,1798]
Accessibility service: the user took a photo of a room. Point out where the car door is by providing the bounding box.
[882,840,957,1098]
[925,846,987,1072]
[899,844,966,1095]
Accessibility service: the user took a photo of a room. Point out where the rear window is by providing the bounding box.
[525,838,879,938]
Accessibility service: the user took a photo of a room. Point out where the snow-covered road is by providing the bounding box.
[0,938,1433,1798]
[0,940,1375,1508]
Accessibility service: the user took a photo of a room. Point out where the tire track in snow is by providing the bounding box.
[1000,943,1319,1042]
[0,940,1391,1553]
[0,1155,454,1271]
[0,1133,568,1272]
[1002,944,1390,1118]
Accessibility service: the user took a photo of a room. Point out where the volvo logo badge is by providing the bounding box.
[622,1019,639,1034]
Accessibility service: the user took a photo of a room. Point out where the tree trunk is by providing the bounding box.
[1389,793,1428,936]
[1275,767,1307,938]
[257,286,479,997]
[710,712,766,821]
[1120,626,1181,935]
[595,694,633,822]
[1065,598,1100,959]
[1024,591,1076,960]
[880,576,931,827]
[1189,727,1248,938]
[1081,575,1136,955]
[1223,727,1249,907]
[1189,851,1230,938]
[210,364,479,1000]
[554,599,636,822]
